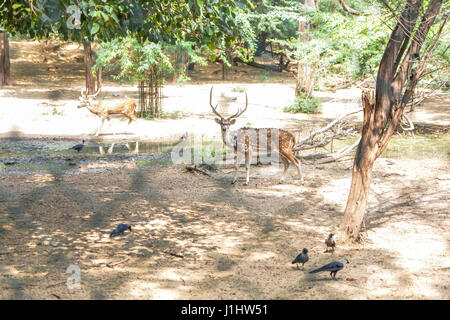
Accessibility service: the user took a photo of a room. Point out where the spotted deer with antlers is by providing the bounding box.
[210,87,304,185]
[78,88,137,136]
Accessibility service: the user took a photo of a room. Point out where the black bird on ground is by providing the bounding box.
[309,259,349,280]
[70,140,85,152]
[292,248,309,269]
[325,233,336,252]
[110,223,132,237]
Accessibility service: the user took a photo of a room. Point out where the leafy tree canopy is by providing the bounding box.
[0,0,253,45]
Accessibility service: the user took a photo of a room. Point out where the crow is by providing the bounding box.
[325,233,336,252]
[110,223,132,237]
[309,259,349,280]
[70,140,85,152]
[292,248,309,269]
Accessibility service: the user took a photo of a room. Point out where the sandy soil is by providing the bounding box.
[0,40,449,300]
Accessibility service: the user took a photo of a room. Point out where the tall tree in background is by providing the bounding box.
[0,31,10,86]
[340,0,447,241]
[83,40,102,95]
[295,0,316,97]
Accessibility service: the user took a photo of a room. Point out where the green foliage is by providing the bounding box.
[159,110,184,119]
[231,86,247,93]
[94,36,172,84]
[284,94,321,114]
[0,0,252,45]
[246,0,390,81]
[245,0,304,44]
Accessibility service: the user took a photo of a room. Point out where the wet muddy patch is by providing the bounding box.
[0,138,178,174]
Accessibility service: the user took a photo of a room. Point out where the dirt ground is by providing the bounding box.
[0,40,449,300]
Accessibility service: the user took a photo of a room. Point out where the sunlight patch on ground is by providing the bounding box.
[157,268,204,283]
[142,219,169,231]
[246,251,276,261]
[317,178,351,210]
[284,220,331,236]
[370,220,448,299]
[207,235,243,254]
[244,184,305,198]
[126,281,181,299]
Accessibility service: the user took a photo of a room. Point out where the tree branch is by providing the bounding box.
[337,0,375,16]
[294,108,362,150]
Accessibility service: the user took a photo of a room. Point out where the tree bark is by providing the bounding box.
[83,39,102,94]
[341,91,377,240]
[222,48,233,81]
[295,0,316,97]
[0,31,11,86]
[340,0,444,241]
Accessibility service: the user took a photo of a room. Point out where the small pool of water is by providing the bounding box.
[0,138,180,174]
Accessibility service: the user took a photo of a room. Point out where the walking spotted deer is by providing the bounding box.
[78,88,137,136]
[209,87,304,185]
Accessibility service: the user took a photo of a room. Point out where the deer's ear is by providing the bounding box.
[230,119,236,125]
[215,118,221,124]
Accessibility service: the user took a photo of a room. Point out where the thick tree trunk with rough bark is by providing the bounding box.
[341,91,377,239]
[340,0,445,241]
[0,31,10,86]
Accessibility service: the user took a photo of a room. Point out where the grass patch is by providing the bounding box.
[231,86,247,93]
[284,94,321,114]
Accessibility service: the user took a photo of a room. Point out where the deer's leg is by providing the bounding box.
[244,148,252,186]
[108,143,115,154]
[232,151,242,184]
[279,152,290,184]
[284,150,304,185]
[96,118,105,136]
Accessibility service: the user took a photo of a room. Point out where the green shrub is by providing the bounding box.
[231,86,247,93]
[284,95,321,114]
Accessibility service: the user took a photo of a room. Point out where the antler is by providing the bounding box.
[209,87,248,120]
[226,91,248,120]
[80,88,100,99]
[209,87,224,119]
[87,87,101,98]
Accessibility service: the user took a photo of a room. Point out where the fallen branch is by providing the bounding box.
[45,281,67,289]
[185,164,215,177]
[337,0,375,16]
[106,257,130,268]
[298,137,361,164]
[233,57,284,72]
[294,108,362,151]
[400,114,415,131]
[313,137,361,164]
[163,250,184,259]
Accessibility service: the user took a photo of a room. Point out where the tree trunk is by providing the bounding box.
[83,40,101,94]
[340,0,444,241]
[341,91,377,240]
[295,0,315,97]
[174,48,188,81]
[0,31,11,86]
[222,48,233,81]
